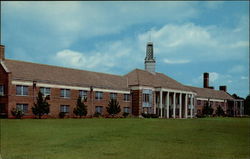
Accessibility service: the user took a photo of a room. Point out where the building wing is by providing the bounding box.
[3,59,129,91]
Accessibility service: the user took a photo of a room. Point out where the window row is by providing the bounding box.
[197,100,225,106]
[15,85,130,101]
[15,104,130,115]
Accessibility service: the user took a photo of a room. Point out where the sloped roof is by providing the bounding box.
[3,59,129,91]
[186,85,234,100]
[125,69,193,92]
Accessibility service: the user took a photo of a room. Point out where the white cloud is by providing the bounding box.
[163,59,190,64]
[228,65,245,73]
[241,76,248,80]
[209,72,219,83]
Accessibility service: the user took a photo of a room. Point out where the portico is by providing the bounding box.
[155,88,196,118]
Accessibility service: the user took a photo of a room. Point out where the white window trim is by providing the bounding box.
[16,85,28,96]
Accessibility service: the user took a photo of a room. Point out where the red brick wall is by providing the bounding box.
[131,90,142,116]
[0,64,9,117]
[7,84,132,118]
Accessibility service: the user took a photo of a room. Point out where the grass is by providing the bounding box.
[0,117,250,159]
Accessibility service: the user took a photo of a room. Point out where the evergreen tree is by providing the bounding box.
[245,95,250,115]
[215,105,225,116]
[73,96,87,118]
[32,91,50,119]
[106,99,121,117]
[202,102,214,116]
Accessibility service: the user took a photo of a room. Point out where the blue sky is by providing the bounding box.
[1,1,249,97]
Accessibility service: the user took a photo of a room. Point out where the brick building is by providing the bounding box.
[0,43,244,118]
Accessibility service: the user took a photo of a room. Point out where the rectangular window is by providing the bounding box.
[197,100,201,105]
[110,93,117,100]
[16,104,28,113]
[79,90,88,101]
[60,89,70,98]
[95,92,103,100]
[40,87,51,96]
[95,106,103,114]
[124,94,130,101]
[16,85,28,96]
[124,107,130,113]
[142,89,152,107]
[0,85,4,96]
[60,105,69,113]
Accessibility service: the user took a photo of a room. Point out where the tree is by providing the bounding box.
[73,96,87,118]
[215,105,225,116]
[11,108,24,119]
[106,99,121,117]
[245,95,250,115]
[202,102,214,116]
[32,91,50,119]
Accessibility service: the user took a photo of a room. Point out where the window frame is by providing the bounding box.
[124,94,130,102]
[60,89,70,98]
[16,104,28,113]
[95,106,103,114]
[95,91,103,100]
[40,87,51,96]
[60,105,70,113]
[79,90,88,101]
[124,107,130,113]
[110,93,117,100]
[16,85,28,96]
[0,85,4,96]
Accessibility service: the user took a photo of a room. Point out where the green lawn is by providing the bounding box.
[0,118,250,159]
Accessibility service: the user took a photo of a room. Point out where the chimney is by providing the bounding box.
[203,72,209,88]
[208,86,214,89]
[0,45,5,61]
[219,86,227,92]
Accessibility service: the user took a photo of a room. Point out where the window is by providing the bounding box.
[197,100,201,105]
[142,89,152,107]
[16,104,28,113]
[0,85,4,96]
[124,107,130,113]
[124,94,130,101]
[110,93,117,100]
[95,92,103,100]
[95,106,103,114]
[60,89,70,98]
[60,105,69,113]
[40,87,51,96]
[16,85,28,96]
[209,101,213,106]
[79,90,88,101]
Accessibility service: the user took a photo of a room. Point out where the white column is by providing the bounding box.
[167,92,169,118]
[160,90,163,118]
[185,94,188,118]
[173,92,176,118]
[190,94,193,118]
[179,93,182,118]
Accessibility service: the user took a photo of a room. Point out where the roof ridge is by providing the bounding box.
[5,58,124,78]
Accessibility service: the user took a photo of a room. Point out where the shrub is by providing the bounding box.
[106,99,121,117]
[216,105,225,117]
[73,96,87,118]
[11,108,24,119]
[142,113,159,118]
[123,112,129,118]
[202,103,214,116]
[32,91,50,119]
[59,112,66,118]
[94,112,102,117]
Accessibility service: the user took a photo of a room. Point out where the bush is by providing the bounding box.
[94,112,102,117]
[142,113,159,118]
[216,105,225,117]
[123,112,129,118]
[73,96,87,118]
[59,112,66,118]
[11,108,24,119]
